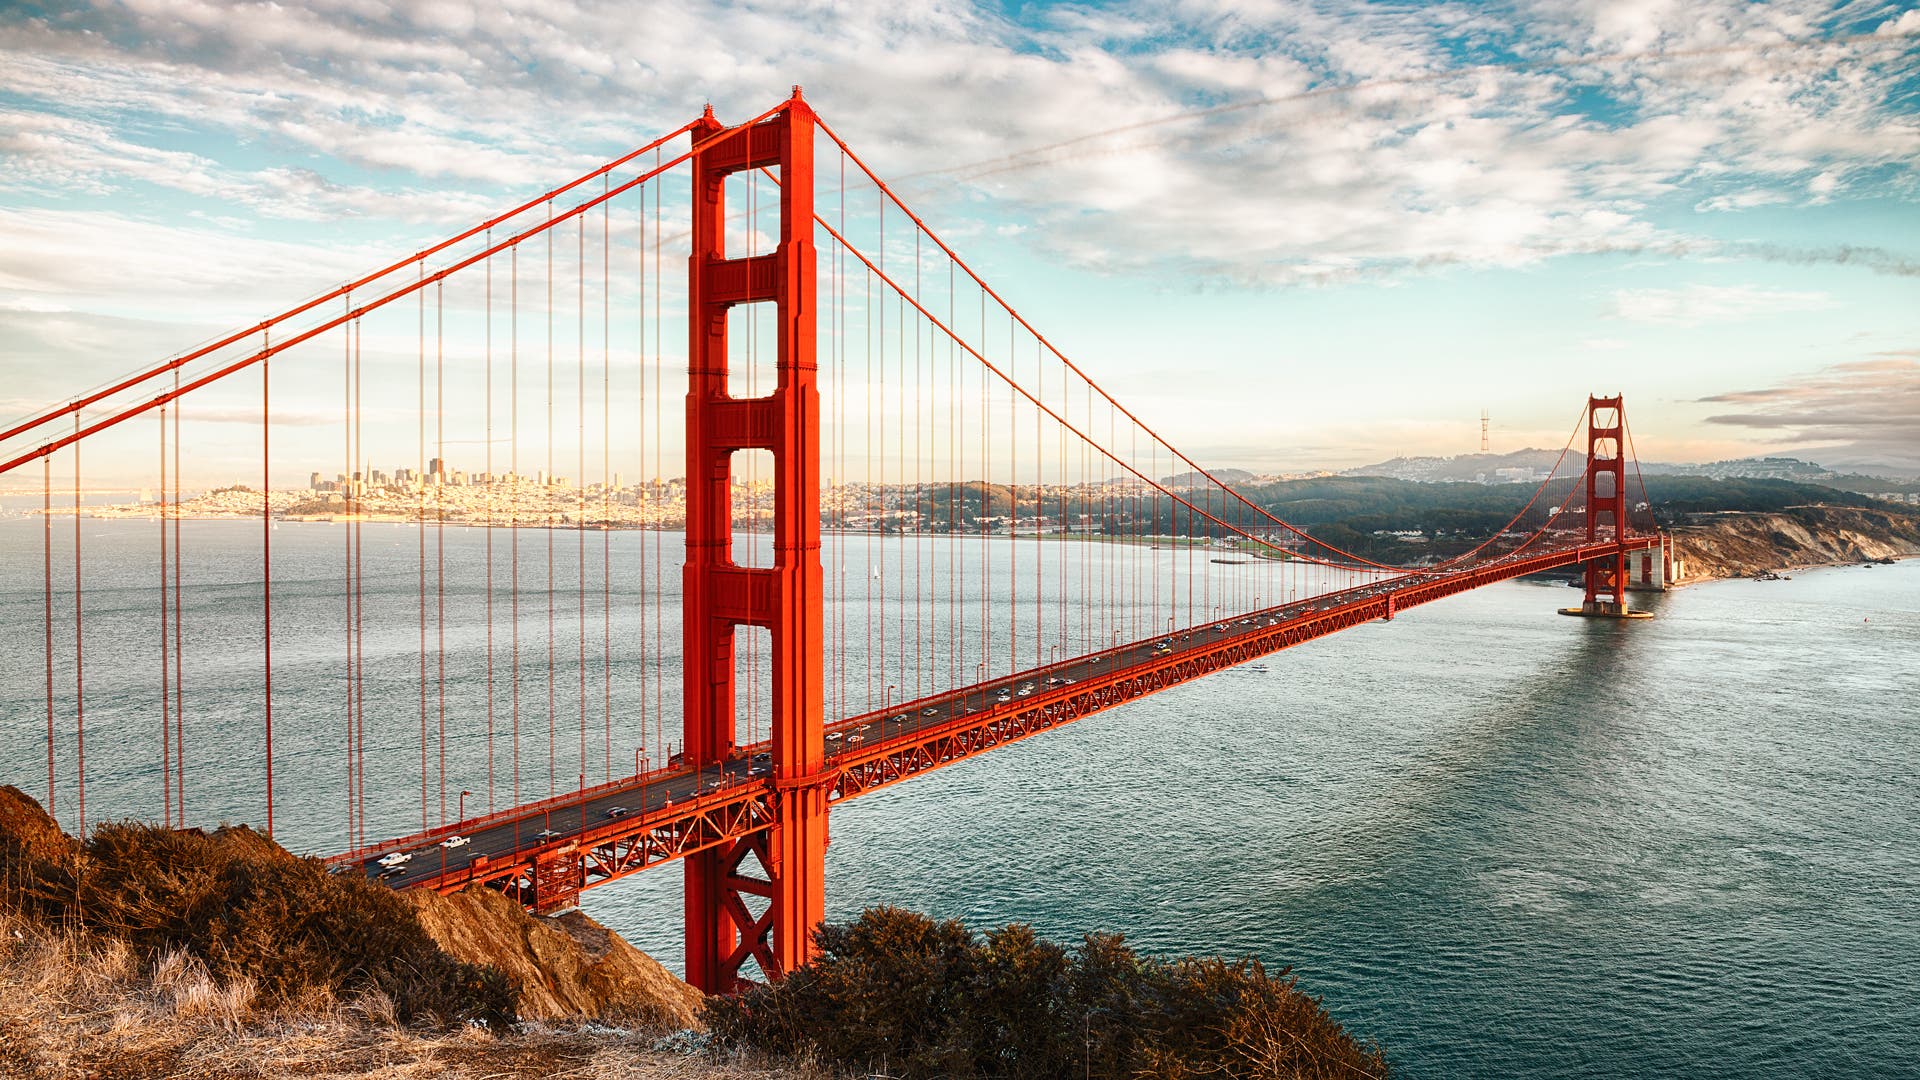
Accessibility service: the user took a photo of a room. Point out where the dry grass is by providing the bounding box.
[0,910,833,1080]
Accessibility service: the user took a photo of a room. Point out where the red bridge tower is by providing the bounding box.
[683,89,826,991]
[1562,395,1651,619]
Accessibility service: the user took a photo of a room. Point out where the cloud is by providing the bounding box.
[1608,283,1836,325]
[1697,354,1920,470]
[0,0,1912,294]
[1694,188,1789,212]
[0,206,378,319]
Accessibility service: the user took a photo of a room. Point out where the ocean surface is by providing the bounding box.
[2,517,1915,1078]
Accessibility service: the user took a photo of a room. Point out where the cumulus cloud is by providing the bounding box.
[1698,354,1920,471]
[0,0,1913,294]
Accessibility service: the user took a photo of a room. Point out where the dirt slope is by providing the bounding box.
[407,884,704,1028]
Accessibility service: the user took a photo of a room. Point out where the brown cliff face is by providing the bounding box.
[407,885,705,1029]
[1670,506,1920,579]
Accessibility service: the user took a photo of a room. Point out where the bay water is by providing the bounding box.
[1,517,1913,1077]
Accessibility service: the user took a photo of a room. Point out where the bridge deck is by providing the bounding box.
[331,537,1656,905]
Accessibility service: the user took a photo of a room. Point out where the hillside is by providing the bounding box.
[3,788,1392,1078]
[0,785,784,1079]
[1669,506,1920,579]
[1224,474,1915,567]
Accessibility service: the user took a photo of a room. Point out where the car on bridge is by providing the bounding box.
[440,835,470,849]
[377,851,412,868]
[604,806,631,819]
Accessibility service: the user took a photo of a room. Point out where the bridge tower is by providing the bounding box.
[1563,394,1649,619]
[683,89,826,991]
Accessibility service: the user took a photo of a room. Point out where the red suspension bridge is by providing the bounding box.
[0,90,1671,993]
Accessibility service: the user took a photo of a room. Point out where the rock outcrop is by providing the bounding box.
[0,785,76,866]
[407,885,704,1029]
[1670,506,1920,579]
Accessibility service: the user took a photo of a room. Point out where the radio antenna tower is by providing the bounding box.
[1480,409,1491,453]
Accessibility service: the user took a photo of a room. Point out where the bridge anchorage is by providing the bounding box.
[3,88,1669,997]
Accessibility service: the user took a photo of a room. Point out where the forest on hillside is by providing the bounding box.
[829,472,1905,563]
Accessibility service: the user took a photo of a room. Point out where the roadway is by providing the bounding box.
[339,536,1640,891]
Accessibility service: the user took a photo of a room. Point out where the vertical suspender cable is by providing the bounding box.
[342,300,354,842]
[865,263,873,712]
[352,322,364,847]
[73,423,85,835]
[548,204,557,800]
[174,371,185,825]
[160,407,171,825]
[262,331,274,838]
[418,263,429,831]
[511,244,522,807]
[639,176,652,765]
[44,456,54,818]
[486,241,496,814]
[653,160,664,761]
[578,215,587,793]
[437,283,447,825]
[602,179,612,783]
[913,229,922,701]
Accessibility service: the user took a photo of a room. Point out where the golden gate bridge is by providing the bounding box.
[0,89,1670,993]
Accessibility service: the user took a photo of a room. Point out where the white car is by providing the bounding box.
[377,851,412,868]
[440,835,470,850]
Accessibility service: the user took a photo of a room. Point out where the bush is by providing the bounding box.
[706,906,1387,1079]
[1,794,513,1028]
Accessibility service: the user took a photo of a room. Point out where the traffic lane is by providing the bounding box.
[362,756,754,885]
[360,577,1438,885]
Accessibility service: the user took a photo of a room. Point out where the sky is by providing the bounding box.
[2,0,1918,484]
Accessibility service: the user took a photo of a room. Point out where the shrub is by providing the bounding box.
[706,907,1387,1079]
[1,792,513,1029]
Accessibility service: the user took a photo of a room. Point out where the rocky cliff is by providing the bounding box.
[1670,505,1920,579]
[407,883,704,1028]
